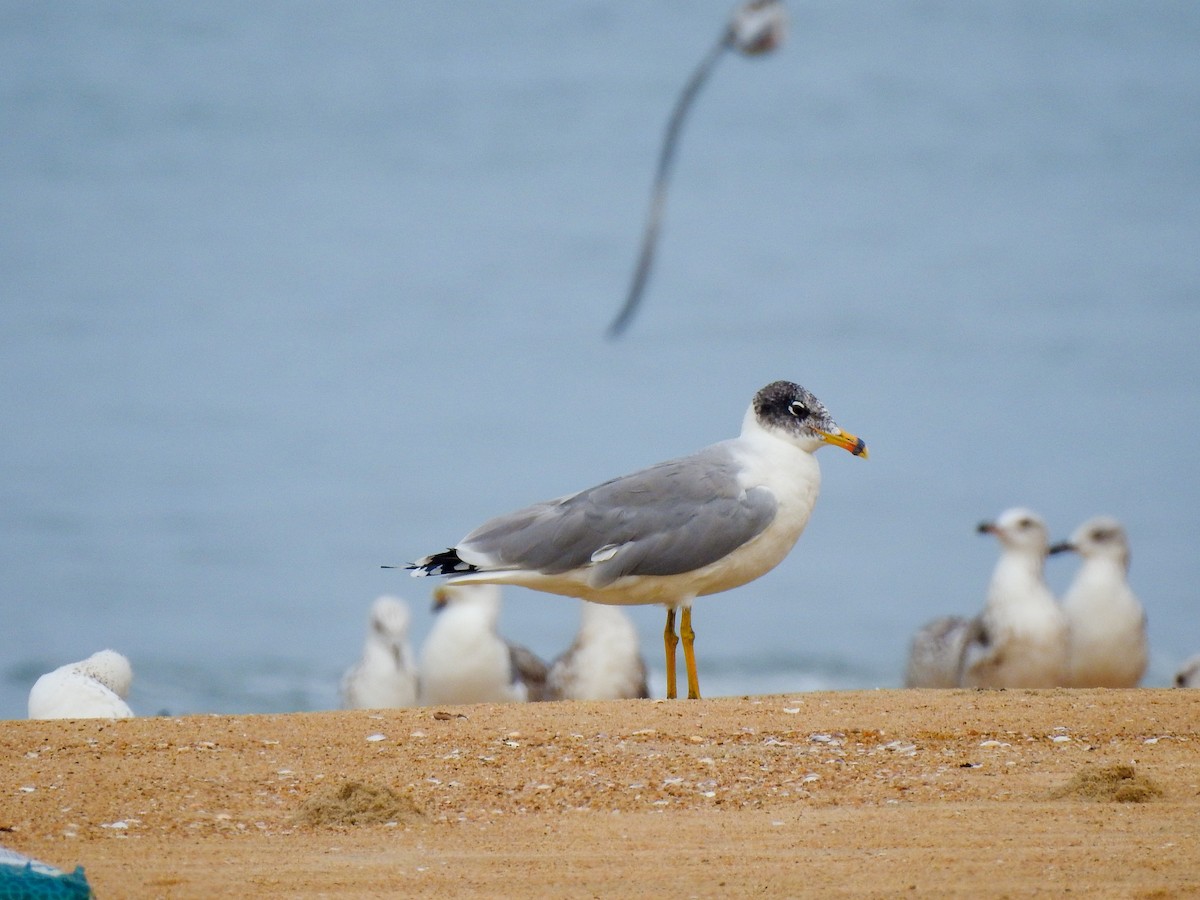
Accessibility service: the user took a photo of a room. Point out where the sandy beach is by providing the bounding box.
[2,689,1198,898]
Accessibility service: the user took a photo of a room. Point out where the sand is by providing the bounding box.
[2,689,1198,898]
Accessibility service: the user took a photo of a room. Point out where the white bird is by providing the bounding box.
[608,0,788,336]
[417,584,548,706]
[405,381,867,700]
[340,596,419,709]
[28,649,135,720]
[1050,516,1148,688]
[961,508,1069,689]
[1174,655,1200,688]
[904,614,979,688]
[547,601,651,701]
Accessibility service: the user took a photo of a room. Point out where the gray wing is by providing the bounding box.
[508,643,550,702]
[459,445,777,587]
[904,615,981,688]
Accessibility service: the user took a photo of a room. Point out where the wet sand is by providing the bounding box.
[2,689,1198,898]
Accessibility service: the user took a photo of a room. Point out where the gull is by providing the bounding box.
[961,508,1069,689]
[903,614,979,688]
[547,601,651,701]
[1050,517,1148,688]
[404,380,867,700]
[340,596,419,709]
[28,649,135,720]
[417,584,549,705]
[1175,655,1200,688]
[608,0,788,337]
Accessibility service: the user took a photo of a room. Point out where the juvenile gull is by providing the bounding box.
[405,380,867,700]
[961,508,1069,689]
[28,650,135,720]
[608,0,788,336]
[547,601,650,701]
[340,596,419,709]
[1050,517,1148,688]
[1175,655,1200,688]
[904,614,979,688]
[417,584,549,705]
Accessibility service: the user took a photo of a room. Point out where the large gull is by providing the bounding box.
[28,650,135,720]
[405,380,867,700]
[1050,516,1148,688]
[960,508,1069,689]
[340,596,419,709]
[417,584,549,705]
[547,601,650,701]
[608,0,788,337]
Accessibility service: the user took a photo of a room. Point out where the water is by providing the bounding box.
[2,1,1197,717]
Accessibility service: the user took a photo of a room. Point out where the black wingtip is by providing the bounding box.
[406,548,480,578]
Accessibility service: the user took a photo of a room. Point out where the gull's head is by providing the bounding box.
[977,507,1050,556]
[369,596,411,641]
[750,381,868,458]
[1049,516,1130,568]
[432,583,503,617]
[729,0,788,55]
[75,650,134,699]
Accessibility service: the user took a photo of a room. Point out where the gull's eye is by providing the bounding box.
[788,400,809,419]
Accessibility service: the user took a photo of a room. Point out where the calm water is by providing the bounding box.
[2,2,1198,717]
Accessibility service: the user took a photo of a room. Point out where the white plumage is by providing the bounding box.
[340,596,419,709]
[408,381,866,700]
[417,584,548,705]
[961,508,1069,689]
[547,602,650,701]
[1052,517,1147,688]
[28,649,135,720]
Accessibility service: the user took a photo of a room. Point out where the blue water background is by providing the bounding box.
[2,2,1198,716]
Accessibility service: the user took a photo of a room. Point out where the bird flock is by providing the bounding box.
[905,509,1160,690]
[18,0,1195,721]
[25,505,1194,721]
[26,589,651,720]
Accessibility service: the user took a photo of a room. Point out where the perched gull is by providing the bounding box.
[28,650,135,720]
[340,596,419,709]
[404,380,867,700]
[1049,517,1147,688]
[1175,655,1200,688]
[608,0,788,337]
[960,508,1069,689]
[417,584,549,705]
[903,615,979,688]
[547,601,651,701]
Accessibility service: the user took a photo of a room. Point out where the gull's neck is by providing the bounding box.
[988,547,1049,609]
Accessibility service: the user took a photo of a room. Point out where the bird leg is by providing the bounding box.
[663,607,679,700]
[681,606,700,699]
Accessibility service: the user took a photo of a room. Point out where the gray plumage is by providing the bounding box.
[904,615,981,688]
[455,446,777,588]
[406,380,867,700]
[508,643,550,702]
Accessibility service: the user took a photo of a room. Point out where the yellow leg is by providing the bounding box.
[681,606,700,700]
[663,608,679,700]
